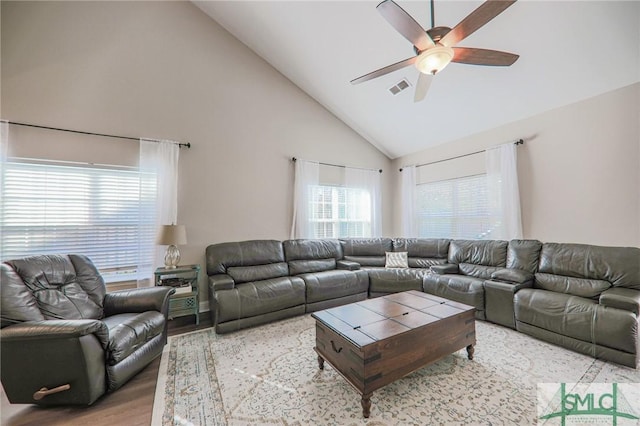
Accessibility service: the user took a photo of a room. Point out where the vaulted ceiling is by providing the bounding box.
[195,1,640,159]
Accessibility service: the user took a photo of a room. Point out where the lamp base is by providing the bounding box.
[164,245,181,269]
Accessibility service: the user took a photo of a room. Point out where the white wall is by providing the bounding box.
[1,1,392,301]
[391,83,640,247]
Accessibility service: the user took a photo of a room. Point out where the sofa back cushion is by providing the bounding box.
[506,239,542,273]
[1,263,45,327]
[448,240,508,279]
[283,239,341,275]
[534,273,611,299]
[4,254,105,321]
[206,240,286,276]
[537,243,640,292]
[393,238,450,268]
[340,238,393,267]
[227,263,289,284]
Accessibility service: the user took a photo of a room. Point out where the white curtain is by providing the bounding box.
[139,139,180,285]
[401,165,417,237]
[291,159,319,239]
[486,142,523,240]
[345,167,382,237]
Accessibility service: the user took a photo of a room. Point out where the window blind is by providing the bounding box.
[416,174,493,239]
[0,160,157,283]
[308,185,372,238]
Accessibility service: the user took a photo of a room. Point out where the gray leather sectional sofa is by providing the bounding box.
[206,237,640,368]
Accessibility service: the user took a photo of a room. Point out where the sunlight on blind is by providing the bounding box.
[416,174,495,239]
[0,161,157,283]
[309,185,372,238]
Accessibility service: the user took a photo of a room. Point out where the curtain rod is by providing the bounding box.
[2,120,191,148]
[399,139,523,171]
[292,157,382,173]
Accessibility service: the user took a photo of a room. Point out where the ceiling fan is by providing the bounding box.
[351,0,520,102]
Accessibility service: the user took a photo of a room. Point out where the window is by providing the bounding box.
[0,160,156,283]
[416,174,493,239]
[308,185,372,238]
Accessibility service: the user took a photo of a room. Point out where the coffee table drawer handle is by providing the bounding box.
[330,340,343,353]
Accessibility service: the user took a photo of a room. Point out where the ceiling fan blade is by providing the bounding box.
[351,56,417,85]
[452,47,519,66]
[414,72,433,102]
[377,0,435,51]
[440,0,517,48]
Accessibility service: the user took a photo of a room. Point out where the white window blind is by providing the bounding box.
[416,174,493,239]
[308,185,372,238]
[0,160,156,283]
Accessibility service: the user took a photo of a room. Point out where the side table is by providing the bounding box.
[154,264,200,325]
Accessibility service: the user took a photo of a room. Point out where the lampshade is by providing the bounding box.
[156,224,187,246]
[415,45,454,75]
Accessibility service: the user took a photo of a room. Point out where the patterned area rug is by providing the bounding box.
[152,315,640,425]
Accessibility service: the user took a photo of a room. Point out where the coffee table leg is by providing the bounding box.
[361,393,372,418]
[317,355,325,370]
[466,344,475,360]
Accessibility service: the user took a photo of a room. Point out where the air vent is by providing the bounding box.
[388,79,411,95]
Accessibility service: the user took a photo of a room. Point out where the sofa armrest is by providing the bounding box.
[337,260,361,271]
[490,268,534,284]
[431,264,459,275]
[209,274,235,291]
[0,319,109,349]
[104,286,174,317]
[599,288,640,315]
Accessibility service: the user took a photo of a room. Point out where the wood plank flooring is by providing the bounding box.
[1,316,212,426]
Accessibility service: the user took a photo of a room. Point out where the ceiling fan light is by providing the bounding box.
[415,45,454,75]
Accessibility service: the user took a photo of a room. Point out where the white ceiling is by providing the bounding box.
[194,1,640,159]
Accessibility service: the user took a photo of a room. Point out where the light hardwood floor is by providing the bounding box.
[1,316,212,426]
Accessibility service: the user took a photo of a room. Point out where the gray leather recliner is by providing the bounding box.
[0,254,174,405]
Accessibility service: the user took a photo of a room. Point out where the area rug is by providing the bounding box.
[152,315,640,425]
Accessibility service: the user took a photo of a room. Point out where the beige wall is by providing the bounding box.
[1,1,392,303]
[391,83,640,247]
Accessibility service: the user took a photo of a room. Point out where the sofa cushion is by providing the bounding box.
[539,243,640,290]
[448,240,508,279]
[393,238,450,256]
[7,255,104,320]
[506,240,542,273]
[534,272,611,299]
[214,277,306,322]
[283,239,342,260]
[393,238,450,269]
[103,311,165,365]
[227,262,289,284]
[343,256,386,267]
[299,270,369,303]
[514,288,637,354]
[1,263,45,327]
[206,240,285,275]
[340,238,393,267]
[599,288,640,315]
[423,273,485,316]
[288,259,336,275]
[368,269,426,294]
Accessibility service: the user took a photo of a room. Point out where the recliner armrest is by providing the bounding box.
[0,319,109,349]
[104,286,174,317]
[490,268,534,284]
[431,264,459,275]
[337,260,361,271]
[599,288,640,315]
[209,274,235,291]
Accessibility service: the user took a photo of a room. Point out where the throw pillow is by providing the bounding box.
[385,251,408,268]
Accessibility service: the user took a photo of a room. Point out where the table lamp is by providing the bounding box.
[157,224,187,269]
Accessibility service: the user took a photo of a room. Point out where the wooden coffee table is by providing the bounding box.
[312,290,476,418]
